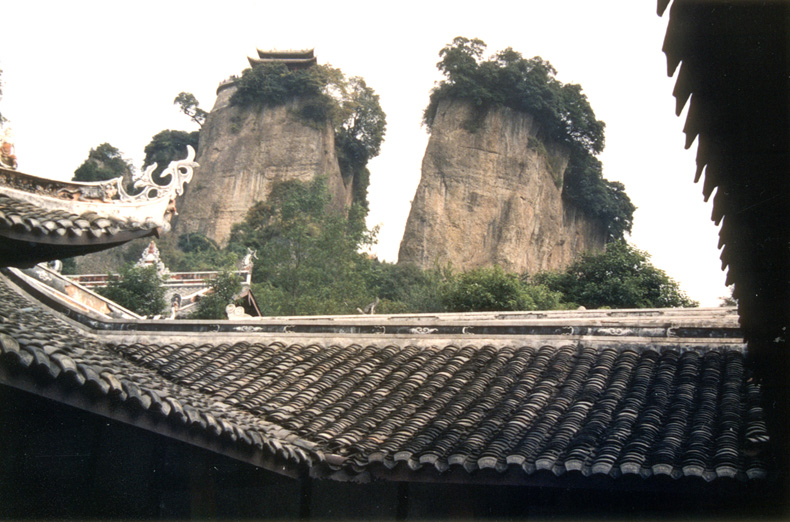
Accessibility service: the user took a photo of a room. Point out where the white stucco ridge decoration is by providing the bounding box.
[0,146,198,233]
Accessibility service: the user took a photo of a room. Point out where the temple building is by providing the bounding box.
[247,49,317,70]
[247,48,317,70]
[0,3,787,517]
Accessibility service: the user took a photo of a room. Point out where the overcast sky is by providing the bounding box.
[0,1,729,306]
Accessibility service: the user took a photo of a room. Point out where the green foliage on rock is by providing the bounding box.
[533,240,698,309]
[229,63,386,211]
[142,130,200,178]
[424,37,634,240]
[230,63,329,108]
[72,143,134,183]
[96,263,165,317]
[562,150,636,240]
[190,269,242,320]
[174,92,208,127]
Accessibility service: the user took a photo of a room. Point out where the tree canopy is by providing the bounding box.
[425,38,604,155]
[72,143,134,183]
[424,37,634,240]
[174,92,208,127]
[96,263,166,317]
[190,269,242,320]
[156,232,238,273]
[440,265,562,312]
[142,130,200,178]
[533,240,698,309]
[228,177,376,316]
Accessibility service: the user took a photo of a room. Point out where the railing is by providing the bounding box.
[66,269,252,288]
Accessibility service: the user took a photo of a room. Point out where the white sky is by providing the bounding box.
[0,1,729,306]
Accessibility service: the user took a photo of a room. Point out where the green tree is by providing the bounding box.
[424,37,604,155]
[174,92,208,127]
[228,177,376,315]
[562,150,636,239]
[230,63,329,109]
[334,76,386,209]
[158,233,238,272]
[441,265,562,312]
[335,76,387,163]
[534,240,698,309]
[96,263,166,317]
[142,130,200,178]
[73,143,133,183]
[191,269,242,319]
[361,260,448,314]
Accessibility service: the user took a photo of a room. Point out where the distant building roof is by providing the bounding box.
[0,148,197,267]
[248,48,317,69]
[0,267,772,487]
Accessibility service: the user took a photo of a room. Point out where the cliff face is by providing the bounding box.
[398,99,606,274]
[174,85,352,245]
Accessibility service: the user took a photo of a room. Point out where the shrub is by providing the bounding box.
[440,265,562,312]
[533,240,698,309]
[190,269,242,320]
[96,263,165,317]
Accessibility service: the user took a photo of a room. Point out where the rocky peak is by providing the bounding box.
[173,83,352,245]
[398,99,606,274]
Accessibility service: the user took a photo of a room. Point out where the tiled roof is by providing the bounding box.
[0,193,157,240]
[0,148,196,267]
[0,193,159,266]
[0,269,772,486]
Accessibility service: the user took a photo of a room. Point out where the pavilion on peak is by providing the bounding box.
[248,48,317,70]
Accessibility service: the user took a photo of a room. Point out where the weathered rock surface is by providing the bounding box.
[398,99,606,274]
[174,84,352,245]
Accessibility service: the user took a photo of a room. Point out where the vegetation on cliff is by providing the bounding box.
[151,178,691,318]
[424,37,635,240]
[229,63,386,211]
[174,92,208,127]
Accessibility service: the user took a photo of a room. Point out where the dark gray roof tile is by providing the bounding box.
[0,271,774,485]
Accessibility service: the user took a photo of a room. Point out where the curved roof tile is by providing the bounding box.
[0,270,772,486]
